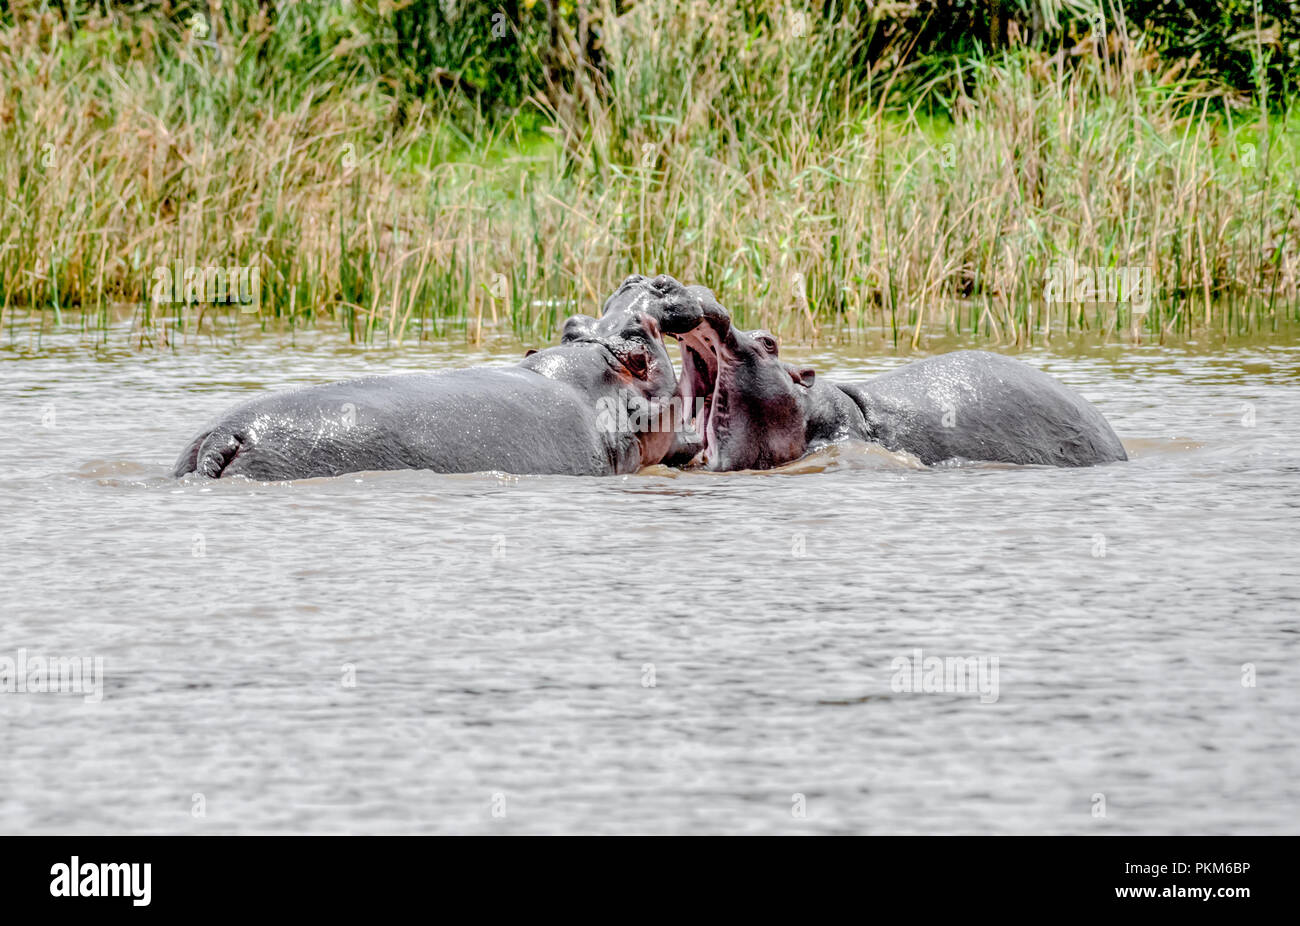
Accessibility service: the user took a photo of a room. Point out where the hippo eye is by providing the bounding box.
[756,334,778,355]
[624,352,648,375]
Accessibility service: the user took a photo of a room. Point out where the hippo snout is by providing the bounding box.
[616,273,649,292]
[603,274,732,338]
[648,274,687,295]
[616,272,684,295]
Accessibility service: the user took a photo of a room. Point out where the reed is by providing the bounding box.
[1,1,1296,347]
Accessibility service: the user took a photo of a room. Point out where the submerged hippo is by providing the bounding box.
[676,300,1127,470]
[173,275,709,480]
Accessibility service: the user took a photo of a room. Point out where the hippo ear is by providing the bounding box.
[524,349,538,357]
[561,314,598,342]
[788,366,816,388]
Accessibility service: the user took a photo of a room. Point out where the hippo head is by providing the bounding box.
[676,302,817,470]
[526,274,721,465]
[556,274,710,401]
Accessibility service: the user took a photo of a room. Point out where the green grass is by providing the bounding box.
[1,1,1297,349]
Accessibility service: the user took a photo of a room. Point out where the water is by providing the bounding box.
[2,323,1298,834]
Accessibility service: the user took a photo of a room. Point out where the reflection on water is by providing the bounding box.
[1,322,1298,834]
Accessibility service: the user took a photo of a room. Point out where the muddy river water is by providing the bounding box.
[2,323,1297,833]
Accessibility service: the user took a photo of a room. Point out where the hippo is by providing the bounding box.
[675,297,1127,470]
[172,275,711,480]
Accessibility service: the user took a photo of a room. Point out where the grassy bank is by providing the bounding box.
[2,1,1298,347]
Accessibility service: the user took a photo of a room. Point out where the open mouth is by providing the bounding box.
[675,326,723,465]
[582,276,734,463]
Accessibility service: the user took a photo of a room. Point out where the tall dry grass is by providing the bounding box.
[1,1,1296,347]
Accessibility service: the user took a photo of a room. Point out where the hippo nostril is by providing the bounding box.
[648,274,684,293]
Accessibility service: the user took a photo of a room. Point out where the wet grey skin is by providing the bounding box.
[676,299,1128,470]
[173,274,709,480]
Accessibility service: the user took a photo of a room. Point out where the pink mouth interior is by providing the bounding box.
[675,327,721,465]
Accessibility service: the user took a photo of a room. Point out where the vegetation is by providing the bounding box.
[2,0,1297,346]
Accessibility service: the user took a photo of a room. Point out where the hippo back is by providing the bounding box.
[836,350,1126,466]
[173,368,624,480]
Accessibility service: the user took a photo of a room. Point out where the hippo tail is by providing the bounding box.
[172,426,244,478]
